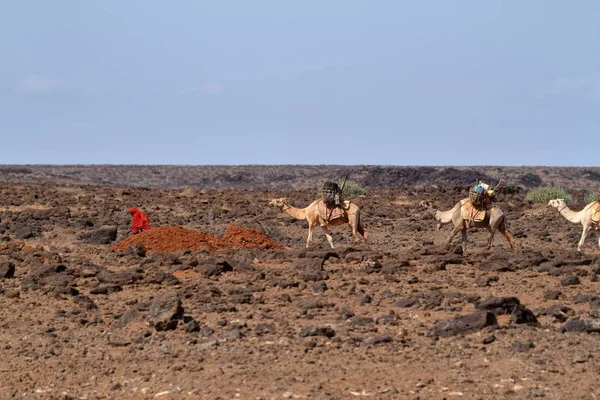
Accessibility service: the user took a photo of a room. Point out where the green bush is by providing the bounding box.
[584,190,599,203]
[316,179,366,198]
[525,187,572,203]
[340,179,365,197]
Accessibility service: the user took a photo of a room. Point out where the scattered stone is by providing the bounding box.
[312,280,328,293]
[394,297,419,308]
[376,311,397,325]
[149,292,184,331]
[298,325,336,338]
[72,295,98,310]
[381,260,411,274]
[562,318,600,334]
[477,297,521,315]
[482,335,496,344]
[297,299,331,310]
[196,260,233,277]
[348,316,375,326]
[13,225,35,239]
[363,259,382,273]
[338,306,355,320]
[277,280,299,289]
[89,284,122,295]
[511,341,535,353]
[543,290,561,300]
[429,311,497,337]
[561,276,581,286]
[184,319,201,333]
[254,323,276,335]
[573,294,599,304]
[511,305,539,326]
[79,225,117,244]
[126,244,146,257]
[475,275,499,287]
[356,290,372,305]
[363,335,392,345]
[0,261,15,278]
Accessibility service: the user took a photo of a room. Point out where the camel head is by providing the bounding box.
[268,198,289,209]
[548,199,566,210]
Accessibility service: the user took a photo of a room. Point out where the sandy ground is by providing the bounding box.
[1,183,600,400]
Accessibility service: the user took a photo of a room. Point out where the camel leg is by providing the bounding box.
[498,221,516,253]
[349,222,359,246]
[306,224,315,248]
[446,225,462,249]
[485,228,494,251]
[461,228,468,254]
[321,226,335,249]
[577,225,591,252]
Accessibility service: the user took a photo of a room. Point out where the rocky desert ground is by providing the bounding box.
[1,168,600,399]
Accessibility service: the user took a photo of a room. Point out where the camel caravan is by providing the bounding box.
[269,178,600,253]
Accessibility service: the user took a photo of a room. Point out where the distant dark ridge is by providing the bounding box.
[0,165,599,191]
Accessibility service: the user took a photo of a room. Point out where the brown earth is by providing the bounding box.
[113,225,284,253]
[1,182,600,399]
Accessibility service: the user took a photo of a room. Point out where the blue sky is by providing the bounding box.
[1,1,598,165]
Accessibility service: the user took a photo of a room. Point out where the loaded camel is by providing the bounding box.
[422,199,515,253]
[268,198,367,248]
[548,199,600,251]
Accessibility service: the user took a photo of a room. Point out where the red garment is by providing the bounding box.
[129,208,151,234]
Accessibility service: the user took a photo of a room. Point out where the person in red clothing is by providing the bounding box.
[129,208,151,234]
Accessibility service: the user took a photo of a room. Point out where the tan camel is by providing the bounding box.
[423,198,515,253]
[548,199,600,251]
[268,198,367,248]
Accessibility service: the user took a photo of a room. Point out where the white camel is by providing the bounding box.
[548,199,600,251]
[268,197,367,248]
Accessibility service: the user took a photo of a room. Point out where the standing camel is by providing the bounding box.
[423,199,515,253]
[268,198,367,248]
[548,199,600,251]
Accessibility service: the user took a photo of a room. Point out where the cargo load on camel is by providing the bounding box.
[321,180,348,222]
[465,181,499,223]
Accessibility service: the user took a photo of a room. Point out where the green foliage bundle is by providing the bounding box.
[584,190,599,204]
[316,179,366,197]
[525,186,572,203]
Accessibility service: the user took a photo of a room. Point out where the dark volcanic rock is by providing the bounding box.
[12,225,35,239]
[0,261,15,278]
[393,297,419,308]
[298,325,336,338]
[429,311,497,337]
[475,275,499,287]
[561,276,581,286]
[149,292,184,331]
[126,244,146,257]
[79,225,117,244]
[196,260,233,277]
[363,335,392,345]
[562,318,600,334]
[73,295,98,310]
[511,305,539,326]
[476,297,521,315]
[90,284,123,295]
[511,341,535,353]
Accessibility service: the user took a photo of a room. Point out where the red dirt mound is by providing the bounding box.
[113,225,284,253]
